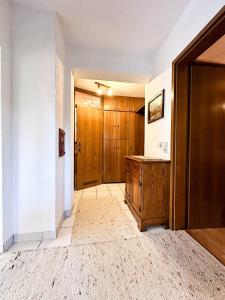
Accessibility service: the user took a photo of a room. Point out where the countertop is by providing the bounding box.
[124,155,171,163]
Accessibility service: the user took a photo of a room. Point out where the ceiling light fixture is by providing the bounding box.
[95,82,112,96]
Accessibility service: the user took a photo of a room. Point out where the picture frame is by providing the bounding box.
[148,89,165,124]
[59,128,65,157]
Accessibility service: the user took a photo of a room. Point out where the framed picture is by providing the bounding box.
[59,128,65,157]
[148,89,165,124]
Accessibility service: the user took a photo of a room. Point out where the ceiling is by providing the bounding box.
[75,79,145,97]
[12,0,190,56]
[197,34,225,64]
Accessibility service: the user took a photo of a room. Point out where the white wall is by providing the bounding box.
[0,0,13,250]
[64,68,74,215]
[68,46,152,84]
[145,69,171,159]
[145,0,225,159]
[153,0,225,76]
[55,16,66,228]
[12,4,56,235]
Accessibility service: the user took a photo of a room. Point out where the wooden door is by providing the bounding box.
[188,64,225,229]
[128,113,144,155]
[104,96,117,111]
[75,92,103,190]
[104,140,118,182]
[104,111,117,139]
[117,112,128,140]
[117,96,129,111]
[117,140,128,182]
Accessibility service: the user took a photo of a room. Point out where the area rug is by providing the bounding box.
[0,231,225,300]
[72,197,140,245]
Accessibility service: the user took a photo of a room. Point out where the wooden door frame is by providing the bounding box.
[170,7,225,229]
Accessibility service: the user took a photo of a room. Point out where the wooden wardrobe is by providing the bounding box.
[103,96,144,183]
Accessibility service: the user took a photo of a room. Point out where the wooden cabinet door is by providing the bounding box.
[104,96,117,111]
[104,111,117,139]
[128,113,144,155]
[117,96,129,111]
[104,140,117,182]
[117,112,128,140]
[117,140,128,182]
[132,173,141,213]
[129,97,144,111]
[126,170,132,200]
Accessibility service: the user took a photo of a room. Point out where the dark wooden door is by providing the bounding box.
[188,64,225,228]
[75,92,103,190]
[117,112,128,140]
[117,140,128,182]
[104,111,117,139]
[104,140,118,182]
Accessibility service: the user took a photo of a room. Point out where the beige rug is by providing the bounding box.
[1,196,225,299]
[72,197,140,245]
[0,231,225,299]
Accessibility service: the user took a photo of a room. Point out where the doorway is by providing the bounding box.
[74,90,103,190]
[171,7,225,265]
[74,80,145,191]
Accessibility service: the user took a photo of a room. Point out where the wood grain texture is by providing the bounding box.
[171,7,225,230]
[117,112,128,140]
[187,228,225,266]
[104,111,117,139]
[125,157,170,231]
[75,92,103,190]
[104,140,118,182]
[128,112,144,155]
[188,64,225,229]
[197,34,225,64]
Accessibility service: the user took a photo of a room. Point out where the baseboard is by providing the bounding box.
[56,212,65,236]
[13,231,57,243]
[3,235,14,252]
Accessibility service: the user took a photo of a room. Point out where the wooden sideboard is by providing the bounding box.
[125,156,170,231]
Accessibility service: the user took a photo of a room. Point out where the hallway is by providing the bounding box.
[1,184,225,299]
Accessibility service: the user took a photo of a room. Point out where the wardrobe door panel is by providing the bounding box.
[104,140,118,182]
[117,140,128,182]
[104,96,117,111]
[117,112,128,140]
[117,96,129,111]
[104,111,117,139]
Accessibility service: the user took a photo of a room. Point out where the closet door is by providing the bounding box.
[117,96,129,111]
[117,140,128,182]
[128,113,144,155]
[104,96,117,111]
[117,112,128,140]
[104,111,117,139]
[104,140,118,182]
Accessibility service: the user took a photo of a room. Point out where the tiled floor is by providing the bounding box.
[7,183,164,252]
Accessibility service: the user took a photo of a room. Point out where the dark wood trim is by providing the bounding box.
[171,7,225,229]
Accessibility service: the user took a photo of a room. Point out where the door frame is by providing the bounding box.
[170,7,225,229]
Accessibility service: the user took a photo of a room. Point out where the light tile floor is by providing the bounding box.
[7,183,164,252]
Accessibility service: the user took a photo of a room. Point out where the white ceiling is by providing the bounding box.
[75,79,145,97]
[12,0,190,56]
